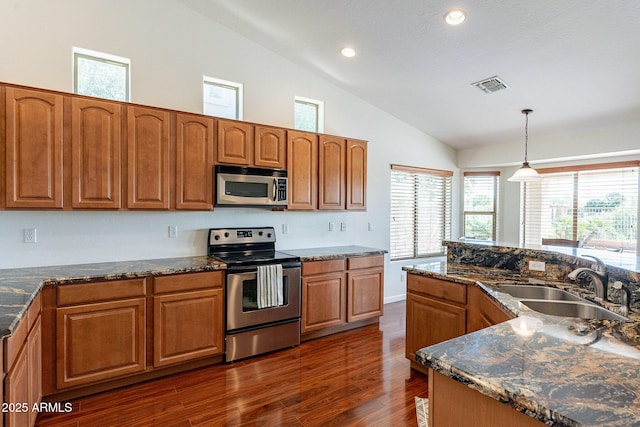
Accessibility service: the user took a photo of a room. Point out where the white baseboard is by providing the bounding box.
[384,294,406,304]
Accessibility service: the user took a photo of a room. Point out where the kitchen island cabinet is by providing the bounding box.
[405,274,466,374]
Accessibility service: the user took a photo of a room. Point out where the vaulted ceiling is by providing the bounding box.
[178,0,640,150]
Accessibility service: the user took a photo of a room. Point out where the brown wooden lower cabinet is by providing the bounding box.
[4,294,42,427]
[467,285,513,333]
[42,272,225,399]
[406,273,514,374]
[301,255,384,338]
[55,298,147,389]
[154,288,224,367]
[429,369,546,427]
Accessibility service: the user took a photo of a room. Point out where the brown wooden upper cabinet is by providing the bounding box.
[70,97,122,209]
[126,106,171,209]
[216,119,252,166]
[346,139,367,210]
[5,87,64,208]
[175,113,215,210]
[287,131,318,210]
[318,136,346,210]
[318,136,367,210]
[217,119,286,169]
[254,125,286,169]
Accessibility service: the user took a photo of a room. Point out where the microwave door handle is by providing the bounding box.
[273,178,277,201]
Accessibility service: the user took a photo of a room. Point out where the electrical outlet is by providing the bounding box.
[24,228,37,243]
[168,225,178,238]
[340,222,347,232]
[368,222,374,231]
[282,224,289,234]
[329,222,336,232]
[529,260,546,272]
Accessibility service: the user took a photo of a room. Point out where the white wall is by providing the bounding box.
[0,0,458,303]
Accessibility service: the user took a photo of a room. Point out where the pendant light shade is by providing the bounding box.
[508,109,541,182]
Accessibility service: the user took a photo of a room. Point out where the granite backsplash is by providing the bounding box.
[444,240,640,309]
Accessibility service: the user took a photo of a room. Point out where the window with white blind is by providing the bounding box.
[463,172,499,241]
[390,164,453,260]
[521,161,639,253]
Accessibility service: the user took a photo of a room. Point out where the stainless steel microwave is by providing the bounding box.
[215,165,288,207]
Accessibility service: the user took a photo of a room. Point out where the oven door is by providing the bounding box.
[226,266,301,332]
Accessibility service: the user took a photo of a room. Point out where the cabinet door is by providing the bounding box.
[347,268,383,322]
[175,113,214,210]
[126,106,170,209]
[405,292,466,361]
[254,126,286,168]
[301,272,346,333]
[318,136,346,210]
[287,131,318,210]
[5,87,63,208]
[153,288,224,367]
[56,298,146,389]
[217,119,252,165]
[28,316,42,427]
[71,97,122,208]
[346,139,367,210]
[467,285,512,333]
[4,343,29,427]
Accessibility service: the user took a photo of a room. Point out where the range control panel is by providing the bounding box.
[208,227,276,246]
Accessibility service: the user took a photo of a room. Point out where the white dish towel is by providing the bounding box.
[257,264,283,308]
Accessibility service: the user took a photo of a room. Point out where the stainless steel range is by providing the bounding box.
[207,227,301,362]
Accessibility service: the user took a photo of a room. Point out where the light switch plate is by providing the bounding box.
[529,260,546,272]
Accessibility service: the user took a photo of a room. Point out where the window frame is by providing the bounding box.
[462,171,500,241]
[72,46,131,102]
[390,164,453,261]
[520,161,639,252]
[203,76,244,120]
[294,96,324,133]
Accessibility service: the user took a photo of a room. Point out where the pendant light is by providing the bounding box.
[508,109,541,182]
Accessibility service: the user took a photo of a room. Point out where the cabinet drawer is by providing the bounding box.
[407,274,466,305]
[347,255,384,270]
[154,271,223,294]
[57,278,146,306]
[302,259,346,276]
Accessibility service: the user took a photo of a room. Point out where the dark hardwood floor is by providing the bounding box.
[36,301,427,426]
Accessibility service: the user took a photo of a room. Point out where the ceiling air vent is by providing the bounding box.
[471,76,509,94]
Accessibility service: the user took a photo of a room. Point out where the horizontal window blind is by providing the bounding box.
[463,172,499,240]
[521,162,639,253]
[390,165,452,260]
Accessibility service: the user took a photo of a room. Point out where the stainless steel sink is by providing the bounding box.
[520,300,628,321]
[496,285,585,302]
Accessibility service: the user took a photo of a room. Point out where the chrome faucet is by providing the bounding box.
[567,255,609,301]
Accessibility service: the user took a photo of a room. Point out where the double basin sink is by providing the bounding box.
[495,284,628,321]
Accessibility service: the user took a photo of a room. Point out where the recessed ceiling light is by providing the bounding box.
[444,9,466,26]
[340,47,356,58]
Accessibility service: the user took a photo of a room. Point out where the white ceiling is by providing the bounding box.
[178,0,640,150]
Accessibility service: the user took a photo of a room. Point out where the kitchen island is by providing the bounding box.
[406,241,640,426]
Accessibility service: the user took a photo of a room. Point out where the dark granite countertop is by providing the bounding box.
[281,245,387,261]
[0,256,226,339]
[407,261,640,426]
